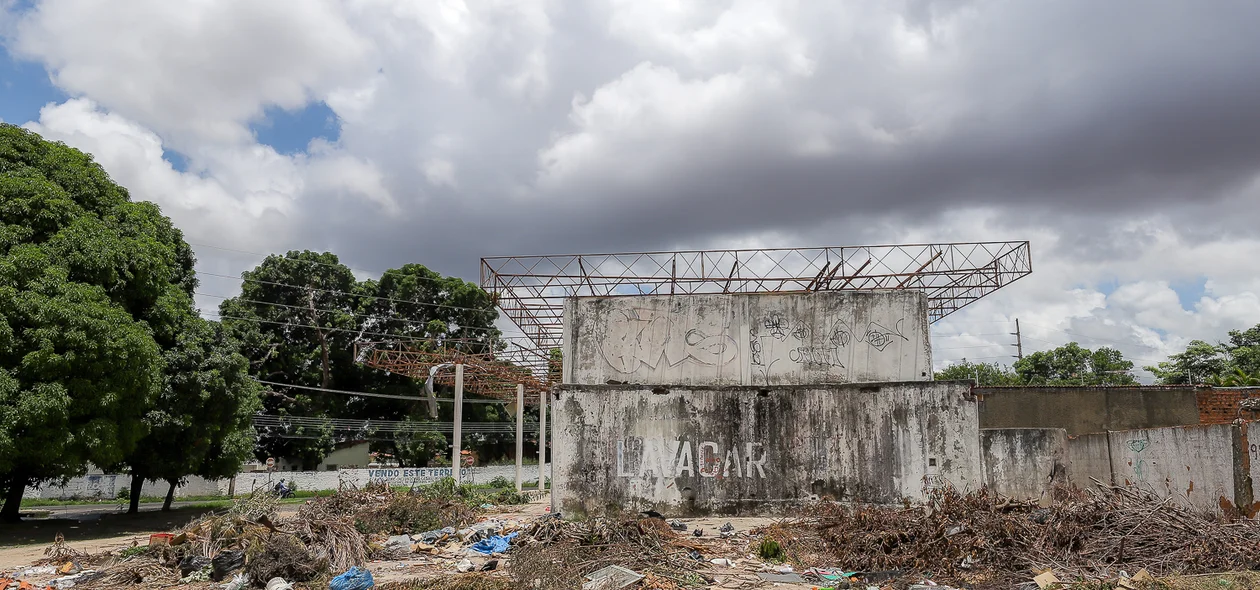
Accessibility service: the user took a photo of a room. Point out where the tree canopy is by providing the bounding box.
[0,124,190,519]
[1,124,261,520]
[935,342,1139,386]
[220,252,504,469]
[1146,323,1260,385]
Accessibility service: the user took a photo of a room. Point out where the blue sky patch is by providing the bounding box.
[250,101,341,155]
[162,148,190,173]
[1170,278,1207,311]
[0,45,67,125]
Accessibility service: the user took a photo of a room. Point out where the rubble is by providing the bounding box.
[757,483,1260,588]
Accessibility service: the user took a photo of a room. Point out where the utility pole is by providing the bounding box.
[1012,318,1024,361]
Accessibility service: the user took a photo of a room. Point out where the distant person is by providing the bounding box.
[273,480,292,498]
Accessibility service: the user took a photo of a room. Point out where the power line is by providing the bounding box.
[197,291,512,338]
[190,241,470,291]
[253,378,511,404]
[197,270,496,316]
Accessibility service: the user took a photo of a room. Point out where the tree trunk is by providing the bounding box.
[162,480,178,512]
[1,476,27,523]
[307,289,332,388]
[128,474,144,514]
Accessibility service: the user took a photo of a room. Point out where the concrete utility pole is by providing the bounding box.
[1012,318,1024,360]
[538,387,547,490]
[451,364,464,483]
[515,384,524,492]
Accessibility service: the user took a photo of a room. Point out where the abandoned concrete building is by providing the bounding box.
[479,243,1260,518]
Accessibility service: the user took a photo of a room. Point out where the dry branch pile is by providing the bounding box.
[508,515,709,590]
[762,484,1260,588]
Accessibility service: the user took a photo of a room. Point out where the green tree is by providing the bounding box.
[1145,340,1230,385]
[934,361,1022,385]
[220,253,502,468]
[116,316,262,513]
[393,418,449,467]
[0,124,188,521]
[1015,342,1137,385]
[1224,324,1260,376]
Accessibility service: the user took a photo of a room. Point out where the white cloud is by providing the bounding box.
[5,0,1260,383]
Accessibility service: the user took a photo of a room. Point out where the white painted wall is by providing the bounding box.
[563,291,931,387]
[27,465,552,500]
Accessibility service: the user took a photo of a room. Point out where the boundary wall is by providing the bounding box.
[26,465,551,500]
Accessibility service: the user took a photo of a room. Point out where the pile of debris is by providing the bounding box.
[759,482,1260,588]
[1,481,527,590]
[507,515,710,590]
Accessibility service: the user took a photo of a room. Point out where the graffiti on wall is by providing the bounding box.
[597,309,740,374]
[590,302,917,382]
[615,438,768,479]
[1126,439,1149,481]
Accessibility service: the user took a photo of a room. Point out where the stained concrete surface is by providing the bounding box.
[551,381,979,517]
[564,291,931,387]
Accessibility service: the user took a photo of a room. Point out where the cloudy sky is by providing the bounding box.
[3,0,1259,379]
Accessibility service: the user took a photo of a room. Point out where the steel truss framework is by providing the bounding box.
[481,241,1032,349]
[356,340,556,400]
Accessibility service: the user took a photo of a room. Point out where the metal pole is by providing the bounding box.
[538,387,547,490]
[515,383,524,492]
[452,364,464,484]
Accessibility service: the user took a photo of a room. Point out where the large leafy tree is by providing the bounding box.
[1013,342,1138,385]
[1145,340,1231,384]
[220,253,503,469]
[1145,324,1260,385]
[116,316,262,513]
[0,124,192,520]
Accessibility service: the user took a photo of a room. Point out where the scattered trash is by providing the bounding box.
[757,572,806,583]
[49,572,88,589]
[719,522,734,538]
[688,550,703,561]
[456,559,475,573]
[266,577,294,590]
[480,560,499,572]
[329,567,374,590]
[56,561,80,576]
[223,573,249,590]
[668,520,687,531]
[470,532,518,555]
[211,550,245,582]
[692,528,703,537]
[582,565,644,590]
[710,558,733,567]
[777,565,795,574]
[639,510,664,520]
[16,566,56,577]
[148,533,174,546]
[1033,571,1061,589]
[415,526,458,545]
[384,535,411,552]
[178,555,212,577]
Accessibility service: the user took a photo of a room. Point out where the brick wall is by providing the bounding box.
[1198,387,1260,424]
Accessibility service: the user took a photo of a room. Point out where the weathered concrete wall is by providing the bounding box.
[563,291,931,387]
[551,381,979,517]
[1107,424,1237,513]
[980,429,1069,502]
[976,386,1200,435]
[1065,432,1114,488]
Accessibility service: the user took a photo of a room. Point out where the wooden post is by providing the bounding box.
[515,384,524,492]
[538,387,547,490]
[452,364,464,484]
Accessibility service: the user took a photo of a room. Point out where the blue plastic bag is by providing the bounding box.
[329,566,374,590]
[469,532,518,555]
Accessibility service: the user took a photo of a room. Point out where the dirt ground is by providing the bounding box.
[4,500,1257,589]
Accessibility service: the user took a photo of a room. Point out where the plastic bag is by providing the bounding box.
[329,567,374,590]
